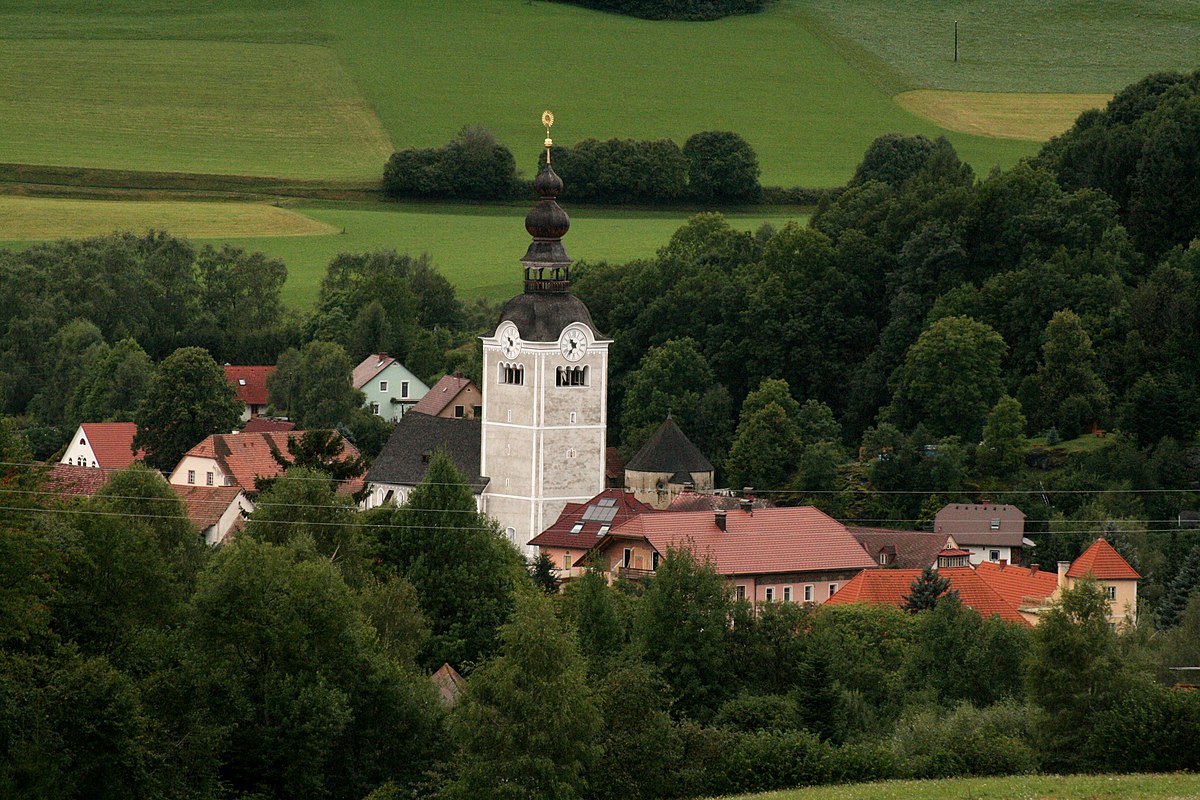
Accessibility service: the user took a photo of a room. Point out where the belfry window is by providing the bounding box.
[556,366,588,387]
[498,362,524,386]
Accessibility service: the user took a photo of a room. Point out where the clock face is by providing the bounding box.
[498,323,521,359]
[560,328,588,362]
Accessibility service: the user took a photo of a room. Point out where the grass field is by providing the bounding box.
[715,773,1200,800]
[194,203,810,307]
[895,91,1113,141]
[799,0,1200,95]
[0,196,336,240]
[0,39,391,180]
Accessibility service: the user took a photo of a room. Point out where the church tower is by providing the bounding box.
[481,113,609,554]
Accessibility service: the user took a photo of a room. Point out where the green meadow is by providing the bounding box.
[716,773,1200,800]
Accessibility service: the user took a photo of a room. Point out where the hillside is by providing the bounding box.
[716,773,1200,800]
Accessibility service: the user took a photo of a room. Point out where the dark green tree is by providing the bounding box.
[902,566,956,613]
[529,552,558,594]
[977,395,1029,480]
[267,340,362,430]
[683,131,761,202]
[72,337,156,424]
[635,547,731,720]
[567,568,626,677]
[1160,545,1200,629]
[133,347,242,472]
[850,133,939,188]
[725,402,800,491]
[587,659,678,800]
[1020,309,1109,438]
[446,588,601,800]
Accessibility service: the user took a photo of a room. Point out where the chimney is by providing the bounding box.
[1056,560,1070,589]
[1029,564,1039,575]
[998,559,1007,568]
[715,509,727,532]
[739,499,753,514]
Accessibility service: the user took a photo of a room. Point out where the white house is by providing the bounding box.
[60,422,142,471]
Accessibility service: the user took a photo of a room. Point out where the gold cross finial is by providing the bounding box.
[542,110,555,164]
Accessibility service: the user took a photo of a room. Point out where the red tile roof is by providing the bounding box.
[78,423,143,470]
[352,353,395,389]
[827,567,1031,625]
[241,417,296,433]
[182,431,362,493]
[45,463,111,497]
[974,561,1059,609]
[411,374,475,416]
[529,489,655,550]
[224,365,274,407]
[591,507,877,576]
[172,485,244,531]
[1067,538,1141,580]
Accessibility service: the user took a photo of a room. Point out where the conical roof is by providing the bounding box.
[626,417,713,474]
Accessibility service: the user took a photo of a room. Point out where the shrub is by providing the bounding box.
[712,730,831,796]
[383,127,517,200]
[713,693,803,733]
[826,739,897,785]
[543,138,688,203]
[890,701,1041,779]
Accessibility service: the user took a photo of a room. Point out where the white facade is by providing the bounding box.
[964,544,1019,566]
[363,481,485,512]
[168,455,235,488]
[202,493,254,546]
[480,321,610,555]
[60,426,101,468]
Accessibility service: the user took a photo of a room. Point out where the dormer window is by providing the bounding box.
[238,378,246,386]
[879,552,891,565]
[597,524,610,537]
[570,522,584,534]
[990,518,1001,530]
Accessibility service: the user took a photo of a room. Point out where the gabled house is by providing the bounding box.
[934,503,1035,565]
[46,462,112,497]
[173,485,250,546]
[167,431,363,495]
[624,416,714,510]
[224,365,274,421]
[827,537,1141,627]
[410,373,482,419]
[577,505,877,605]
[60,423,143,471]
[363,412,487,510]
[352,353,430,422]
[528,489,655,580]
[848,527,958,569]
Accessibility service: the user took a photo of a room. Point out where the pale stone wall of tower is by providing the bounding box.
[481,325,608,555]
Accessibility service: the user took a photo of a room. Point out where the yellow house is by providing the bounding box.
[1054,538,1140,625]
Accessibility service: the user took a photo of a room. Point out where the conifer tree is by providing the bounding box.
[902,566,956,613]
[1160,545,1200,629]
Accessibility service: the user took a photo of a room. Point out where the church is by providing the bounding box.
[365,118,610,555]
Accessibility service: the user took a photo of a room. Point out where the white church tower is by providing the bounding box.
[481,113,610,554]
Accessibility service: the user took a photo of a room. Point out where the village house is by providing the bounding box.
[826,537,1140,626]
[363,412,486,510]
[575,505,877,605]
[59,422,143,471]
[848,527,958,569]
[528,488,656,580]
[352,353,429,422]
[224,365,274,421]
[168,430,363,495]
[173,485,251,546]
[624,416,715,510]
[934,503,1036,565]
[409,373,482,419]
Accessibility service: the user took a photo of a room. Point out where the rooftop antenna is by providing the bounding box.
[542,109,555,164]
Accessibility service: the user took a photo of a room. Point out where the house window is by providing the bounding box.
[206,472,214,486]
[623,548,632,568]
[570,411,577,424]
[556,366,589,387]
[505,527,516,544]
[652,552,660,570]
[379,380,388,392]
[401,381,409,398]
[879,552,891,566]
[187,470,195,485]
[804,585,814,602]
[370,402,380,414]
[473,405,482,417]
[1106,586,1116,601]
[990,549,1001,562]
[79,437,86,445]
[225,476,234,486]
[735,585,746,601]
[783,586,792,602]
[563,552,571,570]
[238,378,246,386]
[499,363,524,385]
[765,588,775,602]
[990,518,1001,530]
[597,524,610,537]
[829,583,839,597]
[570,522,584,534]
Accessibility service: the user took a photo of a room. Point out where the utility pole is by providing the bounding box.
[954,20,959,62]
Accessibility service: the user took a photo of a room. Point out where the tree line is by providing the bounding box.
[1,435,1197,800]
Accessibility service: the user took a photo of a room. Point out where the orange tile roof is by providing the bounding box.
[45,463,111,497]
[172,485,244,531]
[183,431,362,493]
[974,561,1059,608]
[79,423,143,470]
[1067,538,1141,580]
[411,374,475,416]
[594,507,877,575]
[224,365,274,407]
[827,567,1031,625]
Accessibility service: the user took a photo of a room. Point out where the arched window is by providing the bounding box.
[499,362,525,386]
[556,365,589,387]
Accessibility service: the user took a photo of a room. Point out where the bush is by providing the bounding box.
[684,130,762,203]
[711,730,831,796]
[1087,685,1200,772]
[826,739,897,785]
[713,693,803,733]
[890,701,1041,779]
[383,127,517,200]
[543,138,688,203]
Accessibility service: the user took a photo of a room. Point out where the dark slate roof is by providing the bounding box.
[498,292,598,343]
[626,417,714,474]
[365,414,487,492]
[848,527,954,570]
